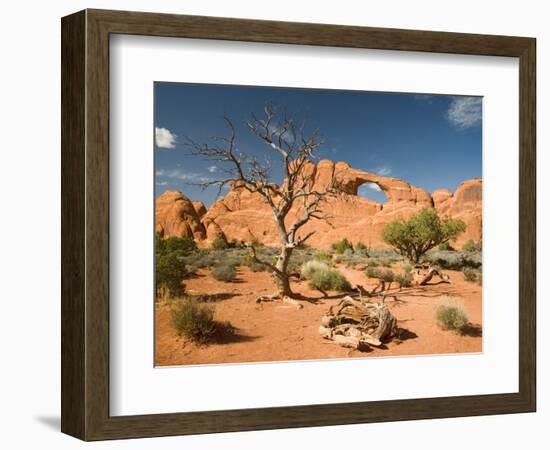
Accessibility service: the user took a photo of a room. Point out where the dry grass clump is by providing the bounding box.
[212,264,237,282]
[301,260,330,279]
[301,260,351,295]
[462,267,478,282]
[171,298,235,344]
[436,296,469,333]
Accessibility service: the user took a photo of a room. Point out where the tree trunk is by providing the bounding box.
[274,245,294,297]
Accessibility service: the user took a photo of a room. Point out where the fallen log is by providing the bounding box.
[319,296,397,351]
[411,264,451,286]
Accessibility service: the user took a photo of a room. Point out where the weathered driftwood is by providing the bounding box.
[319,296,397,351]
[411,264,451,286]
[255,292,304,309]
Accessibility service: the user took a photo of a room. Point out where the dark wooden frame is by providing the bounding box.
[61,8,536,441]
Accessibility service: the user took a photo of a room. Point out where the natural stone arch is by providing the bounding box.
[356,181,388,205]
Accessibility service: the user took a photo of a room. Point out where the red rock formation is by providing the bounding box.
[155,191,206,240]
[155,160,482,249]
[434,179,482,248]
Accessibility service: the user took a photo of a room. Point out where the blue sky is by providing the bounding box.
[154,82,482,206]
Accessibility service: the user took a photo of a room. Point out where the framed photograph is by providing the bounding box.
[61,9,536,441]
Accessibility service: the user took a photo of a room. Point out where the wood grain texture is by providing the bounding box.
[61,10,86,439]
[61,8,537,441]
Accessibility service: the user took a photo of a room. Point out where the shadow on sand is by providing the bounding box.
[396,327,418,341]
[210,323,259,345]
[461,323,483,337]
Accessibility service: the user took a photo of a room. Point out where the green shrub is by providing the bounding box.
[314,251,333,265]
[438,241,455,251]
[249,261,268,272]
[380,257,393,268]
[156,252,187,297]
[462,267,478,282]
[355,241,368,252]
[332,238,354,254]
[423,250,482,270]
[163,236,197,255]
[382,208,466,263]
[396,271,412,288]
[212,264,236,282]
[250,238,263,248]
[366,266,383,279]
[462,239,482,252]
[380,269,394,283]
[301,260,330,280]
[309,268,351,294]
[211,238,228,250]
[436,297,469,333]
[367,258,380,268]
[171,299,217,343]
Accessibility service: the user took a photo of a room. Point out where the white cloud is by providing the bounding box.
[367,182,382,191]
[447,97,482,129]
[155,181,170,186]
[208,165,218,173]
[155,127,177,148]
[375,167,391,176]
[156,168,212,183]
[359,182,382,194]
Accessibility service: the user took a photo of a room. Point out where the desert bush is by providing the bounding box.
[343,248,354,257]
[395,271,412,288]
[166,236,196,255]
[436,297,469,333]
[367,258,380,268]
[379,257,393,268]
[156,252,187,298]
[382,208,466,263]
[301,260,330,280]
[308,268,351,294]
[171,299,217,343]
[224,255,243,268]
[438,241,455,251]
[355,241,368,253]
[332,238,354,254]
[380,269,394,283]
[462,267,478,282]
[211,238,228,250]
[314,250,333,265]
[249,261,269,272]
[366,267,384,279]
[379,269,395,289]
[250,238,263,248]
[423,250,482,270]
[212,264,236,282]
[462,239,482,252]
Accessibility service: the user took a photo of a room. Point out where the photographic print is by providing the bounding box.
[154,83,482,367]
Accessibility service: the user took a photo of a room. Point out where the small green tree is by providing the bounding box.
[382,208,466,263]
[462,239,482,252]
[211,237,228,250]
[163,236,197,255]
[331,238,353,254]
[156,252,187,297]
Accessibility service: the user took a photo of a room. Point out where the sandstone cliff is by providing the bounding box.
[155,160,482,249]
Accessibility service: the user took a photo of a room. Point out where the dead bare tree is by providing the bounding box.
[184,103,341,302]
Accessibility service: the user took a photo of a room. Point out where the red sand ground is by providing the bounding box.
[155,265,482,366]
